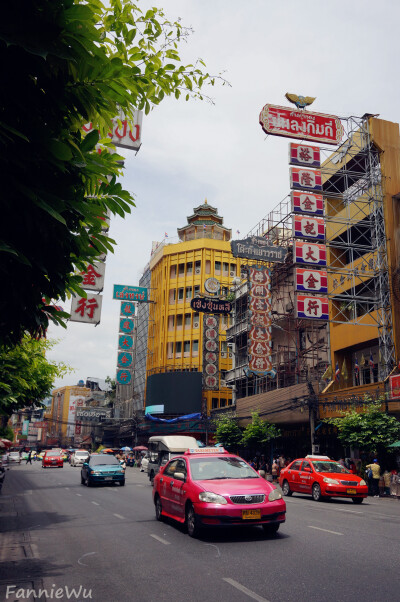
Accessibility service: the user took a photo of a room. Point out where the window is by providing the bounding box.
[167,342,173,359]
[220,398,227,407]
[170,265,176,278]
[186,287,193,300]
[194,285,200,296]
[212,398,219,409]
[195,261,201,274]
[187,262,193,275]
[230,264,236,276]
[169,289,176,304]
[176,315,183,329]
[215,261,221,274]
[193,313,200,328]
[178,288,184,302]
[290,461,302,471]
[301,461,312,471]
[221,340,228,353]
[184,341,190,354]
[205,260,211,274]
[192,340,199,354]
[178,263,185,276]
[184,314,191,328]
[223,262,229,275]
[168,316,175,330]
[175,341,182,356]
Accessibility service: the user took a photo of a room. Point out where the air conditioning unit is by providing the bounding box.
[195,268,201,274]
[285,303,293,312]
[228,352,233,358]
[220,380,227,387]
[230,271,235,277]
[194,322,199,328]
[221,352,227,358]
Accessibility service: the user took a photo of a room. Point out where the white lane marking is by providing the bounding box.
[223,578,270,602]
[336,508,363,514]
[76,493,82,497]
[204,543,221,557]
[113,513,125,520]
[91,501,100,506]
[308,526,343,535]
[25,490,33,495]
[136,484,145,487]
[77,552,96,566]
[64,487,70,490]
[150,534,170,545]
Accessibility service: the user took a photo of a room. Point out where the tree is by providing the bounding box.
[0,336,70,418]
[213,413,242,451]
[324,400,400,454]
[241,412,281,450]
[0,0,227,345]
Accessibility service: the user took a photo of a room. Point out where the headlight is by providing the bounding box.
[359,479,366,486]
[323,477,340,485]
[268,489,282,501]
[91,471,101,475]
[199,491,227,505]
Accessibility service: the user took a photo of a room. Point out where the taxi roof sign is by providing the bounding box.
[185,447,227,455]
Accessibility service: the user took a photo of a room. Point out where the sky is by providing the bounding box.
[47,0,400,389]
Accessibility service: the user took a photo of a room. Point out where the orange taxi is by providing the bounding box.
[279,455,368,503]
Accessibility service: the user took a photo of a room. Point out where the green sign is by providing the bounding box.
[113,285,148,302]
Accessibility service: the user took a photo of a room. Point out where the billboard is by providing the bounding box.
[290,167,323,192]
[248,266,274,376]
[289,143,321,167]
[113,285,148,302]
[70,294,103,324]
[295,268,328,294]
[203,315,220,390]
[82,110,143,151]
[291,191,324,216]
[294,241,327,267]
[293,215,325,241]
[146,372,203,414]
[231,236,288,262]
[296,295,329,320]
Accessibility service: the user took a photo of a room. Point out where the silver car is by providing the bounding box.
[70,450,90,467]
[9,452,21,464]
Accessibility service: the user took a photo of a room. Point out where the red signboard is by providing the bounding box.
[293,215,325,241]
[290,167,323,192]
[259,104,343,145]
[289,143,321,167]
[296,295,329,320]
[291,191,324,216]
[390,374,400,399]
[248,267,273,376]
[294,241,327,266]
[296,268,328,293]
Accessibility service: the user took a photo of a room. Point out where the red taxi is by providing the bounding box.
[42,450,63,468]
[279,455,368,503]
[153,448,286,538]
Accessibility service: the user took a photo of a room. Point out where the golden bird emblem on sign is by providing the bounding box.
[285,93,316,109]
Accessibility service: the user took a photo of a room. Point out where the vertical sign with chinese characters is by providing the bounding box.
[70,294,103,324]
[248,266,274,376]
[116,302,136,386]
[202,315,220,390]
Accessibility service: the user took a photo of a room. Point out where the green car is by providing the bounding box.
[81,454,125,487]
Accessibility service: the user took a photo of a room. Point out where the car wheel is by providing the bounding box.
[282,480,292,496]
[81,474,85,485]
[186,504,201,538]
[150,471,155,485]
[262,523,280,535]
[352,497,363,504]
[155,495,163,521]
[85,476,92,487]
[312,483,322,502]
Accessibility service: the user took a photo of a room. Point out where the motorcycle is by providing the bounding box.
[0,461,8,492]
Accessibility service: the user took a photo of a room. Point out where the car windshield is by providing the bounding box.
[89,456,119,466]
[76,452,89,456]
[189,456,259,480]
[311,461,350,474]
[47,453,59,457]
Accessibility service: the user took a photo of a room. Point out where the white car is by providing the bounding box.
[9,452,21,464]
[70,450,90,467]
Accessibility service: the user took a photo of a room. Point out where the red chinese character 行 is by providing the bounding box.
[301,196,315,211]
[306,299,319,315]
[305,273,318,289]
[75,297,99,319]
[81,264,102,287]
[120,372,129,382]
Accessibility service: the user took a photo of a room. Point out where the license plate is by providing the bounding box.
[347,488,357,495]
[104,477,113,481]
[242,509,261,520]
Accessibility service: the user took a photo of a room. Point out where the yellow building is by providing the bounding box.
[320,115,400,420]
[145,201,241,416]
[47,385,90,447]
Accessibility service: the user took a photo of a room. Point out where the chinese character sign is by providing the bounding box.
[120,301,135,316]
[296,268,328,293]
[291,191,324,216]
[296,295,329,320]
[289,143,321,167]
[294,241,327,267]
[290,167,322,192]
[293,215,325,241]
[113,284,148,302]
[116,370,132,385]
[119,318,134,334]
[117,352,133,368]
[203,315,220,390]
[248,266,274,376]
[80,262,105,291]
[70,294,103,324]
[118,334,134,350]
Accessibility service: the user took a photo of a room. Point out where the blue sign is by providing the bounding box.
[118,334,133,350]
[120,301,135,316]
[117,352,133,368]
[116,369,132,385]
[113,285,148,302]
[119,318,134,334]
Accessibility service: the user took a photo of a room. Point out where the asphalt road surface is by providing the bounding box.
[1,462,399,602]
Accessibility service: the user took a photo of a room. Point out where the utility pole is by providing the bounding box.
[307,381,319,454]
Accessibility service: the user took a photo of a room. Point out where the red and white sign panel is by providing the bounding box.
[291,191,324,216]
[248,267,273,376]
[289,143,321,167]
[293,215,325,241]
[83,110,143,151]
[70,294,103,324]
[294,241,327,266]
[259,104,344,145]
[203,315,220,390]
[80,262,106,291]
[297,295,329,320]
[389,374,400,399]
[290,167,322,192]
[296,268,328,293]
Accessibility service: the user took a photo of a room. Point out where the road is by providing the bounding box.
[1,462,399,602]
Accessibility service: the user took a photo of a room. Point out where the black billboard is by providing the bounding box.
[146,371,203,414]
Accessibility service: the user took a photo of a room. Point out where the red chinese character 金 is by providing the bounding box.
[81,264,102,287]
[301,196,315,211]
[305,273,318,289]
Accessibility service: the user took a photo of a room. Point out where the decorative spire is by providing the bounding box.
[204,198,208,204]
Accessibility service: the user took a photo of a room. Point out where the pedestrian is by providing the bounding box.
[383,470,391,496]
[366,459,381,497]
[278,454,286,472]
[259,455,267,479]
[26,450,32,465]
[271,459,279,482]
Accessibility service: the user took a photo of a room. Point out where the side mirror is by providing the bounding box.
[173,472,186,481]
[303,467,311,473]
